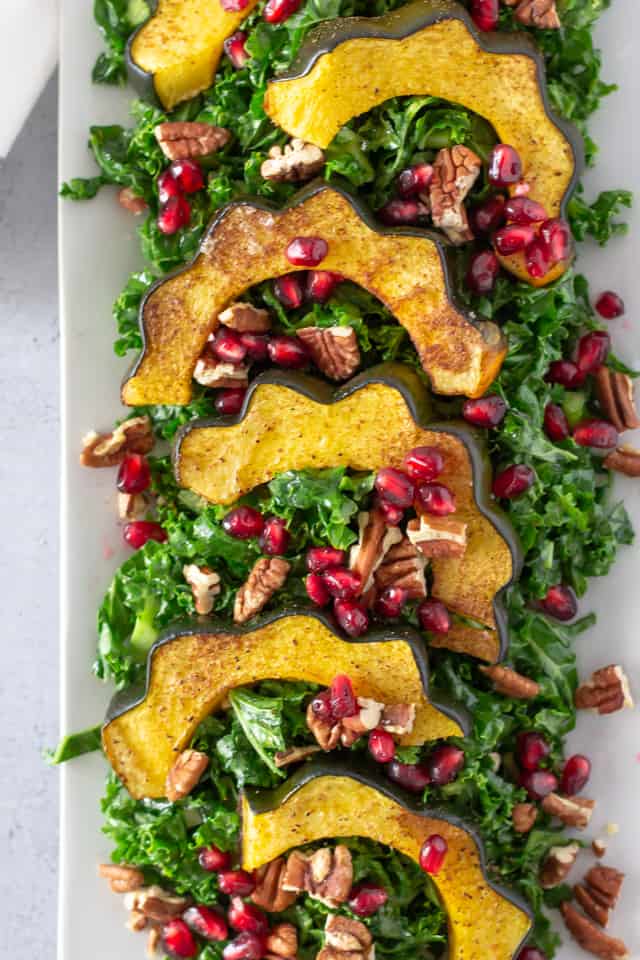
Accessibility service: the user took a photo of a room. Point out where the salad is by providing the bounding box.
[54,0,637,958]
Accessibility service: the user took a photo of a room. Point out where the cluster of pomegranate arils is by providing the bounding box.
[517,730,591,804]
[220,0,302,35]
[223,506,291,555]
[117,453,168,550]
[157,159,206,236]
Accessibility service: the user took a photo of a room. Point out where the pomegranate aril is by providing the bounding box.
[198,845,231,872]
[348,883,389,917]
[519,769,558,800]
[397,163,433,198]
[575,330,610,375]
[124,521,167,549]
[466,249,500,294]
[222,506,265,539]
[543,403,570,442]
[377,499,405,525]
[334,598,369,637]
[516,731,551,772]
[286,236,328,267]
[504,197,548,224]
[117,453,151,494]
[540,217,572,264]
[216,388,247,416]
[517,950,548,960]
[259,517,290,556]
[240,332,269,362]
[220,0,251,9]
[487,144,523,187]
[375,467,415,508]
[306,572,330,606]
[218,870,256,897]
[417,598,451,635]
[329,674,358,719]
[228,898,268,936]
[546,359,583,389]
[157,169,181,204]
[322,567,362,600]
[377,198,429,226]
[462,394,506,428]
[306,270,343,303]
[419,835,448,875]
[184,905,229,942]
[369,729,396,764]
[374,586,408,619]
[573,419,618,450]
[158,195,190,234]
[427,744,465,785]
[162,919,198,959]
[311,689,334,722]
[267,334,308,368]
[273,274,303,309]
[525,237,552,279]
[471,195,506,233]
[307,546,346,573]
[561,754,591,796]
[493,224,536,255]
[386,759,431,793]
[415,482,456,516]
[403,445,444,482]
[213,327,247,364]
[470,0,498,30]
[263,0,302,22]
[223,932,266,960]
[224,30,250,68]
[595,290,624,320]
[170,159,204,194]
[541,583,577,621]
[492,464,535,499]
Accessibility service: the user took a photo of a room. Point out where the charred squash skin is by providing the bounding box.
[264,0,583,285]
[173,364,522,660]
[241,755,533,960]
[102,609,468,799]
[121,180,506,406]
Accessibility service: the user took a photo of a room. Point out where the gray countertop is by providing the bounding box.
[0,76,59,956]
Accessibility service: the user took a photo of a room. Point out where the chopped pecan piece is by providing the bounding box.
[340,697,385,747]
[575,665,634,715]
[118,187,148,215]
[155,122,231,161]
[380,703,416,736]
[592,839,608,859]
[234,557,290,623]
[373,537,426,600]
[194,352,250,389]
[585,865,625,909]
[479,664,540,699]
[147,927,161,958]
[118,492,149,522]
[406,515,468,559]
[274,744,323,768]
[81,416,153,468]
[183,564,221,615]
[281,850,308,893]
[165,749,209,802]
[306,701,342,751]
[540,842,579,888]
[127,910,148,932]
[99,863,145,893]
[542,792,595,829]
[513,0,561,29]
[261,139,325,182]
[252,858,298,912]
[282,846,353,908]
[266,922,299,958]
[560,902,629,959]
[604,444,640,477]
[512,802,537,834]
[325,915,373,955]
[297,327,361,381]
[429,145,481,244]
[218,302,271,333]
[124,886,192,923]
[595,368,640,433]
[575,884,610,928]
[349,508,403,593]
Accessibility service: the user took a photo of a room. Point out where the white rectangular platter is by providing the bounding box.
[58,0,640,956]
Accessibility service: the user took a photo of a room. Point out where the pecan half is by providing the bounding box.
[118,187,147,215]
[124,886,192,923]
[479,664,540,699]
[296,327,361,381]
[542,792,595,829]
[540,842,579,888]
[380,702,416,736]
[81,416,153,468]
[604,444,640,477]
[266,922,299,958]
[513,0,561,29]
[165,749,209,802]
[99,863,145,893]
[183,564,221,615]
[325,915,373,955]
[261,139,325,182]
[575,884,610,928]
[575,665,634,715]
[283,846,353,908]
[585,865,625,910]
[349,509,403,593]
[274,744,323,768]
[252,859,298,912]
[118,492,149,522]
[429,145,481,244]
[218,302,271,333]
[234,557,290,623]
[281,850,308,893]
[193,351,250,389]
[595,368,640,433]
[373,537,427,600]
[406,515,468,559]
[560,902,629,959]
[512,802,537,834]
[154,122,231,161]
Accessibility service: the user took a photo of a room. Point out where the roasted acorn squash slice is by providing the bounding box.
[121,181,506,406]
[264,0,582,285]
[173,364,521,658]
[102,610,467,799]
[241,756,533,960]
[127,0,260,109]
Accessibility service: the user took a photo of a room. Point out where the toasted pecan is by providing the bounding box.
[429,145,481,244]
[297,326,361,381]
[575,665,634,715]
[560,902,629,959]
[541,793,595,829]
[479,664,540,699]
[234,558,290,623]
[165,749,209,802]
[155,121,231,161]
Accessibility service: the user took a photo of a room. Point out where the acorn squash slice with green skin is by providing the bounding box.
[173,364,522,659]
[102,609,468,799]
[241,755,533,960]
[121,180,506,406]
[264,0,583,286]
[127,0,261,110]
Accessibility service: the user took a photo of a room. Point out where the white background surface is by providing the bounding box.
[0,0,626,957]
